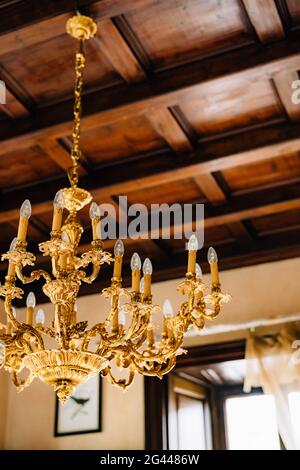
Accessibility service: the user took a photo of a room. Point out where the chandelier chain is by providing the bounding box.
[69,39,85,188]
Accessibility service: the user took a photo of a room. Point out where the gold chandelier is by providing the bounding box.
[0,15,230,404]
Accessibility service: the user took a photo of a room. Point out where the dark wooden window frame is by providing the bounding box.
[144,339,246,450]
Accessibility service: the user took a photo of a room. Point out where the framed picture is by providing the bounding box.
[54,375,102,436]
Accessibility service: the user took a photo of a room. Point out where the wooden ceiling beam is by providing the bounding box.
[0,119,300,218]
[226,222,256,251]
[1,180,300,248]
[0,88,29,119]
[38,140,74,171]
[1,32,300,155]
[146,107,193,153]
[94,18,146,83]
[273,70,300,121]
[0,1,154,37]
[193,174,227,205]
[38,139,91,178]
[241,0,285,42]
[0,13,71,56]
[193,173,255,249]
[0,65,34,117]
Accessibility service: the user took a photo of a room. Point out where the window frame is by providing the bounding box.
[168,374,212,450]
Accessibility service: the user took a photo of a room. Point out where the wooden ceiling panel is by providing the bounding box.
[0,146,62,190]
[0,88,29,119]
[126,178,204,208]
[125,0,253,70]
[180,77,283,137]
[30,210,52,232]
[0,222,16,248]
[1,34,120,106]
[8,217,48,245]
[170,224,234,254]
[0,1,299,297]
[251,207,300,235]
[0,13,71,57]
[80,114,167,164]
[183,359,246,385]
[223,152,300,193]
[286,0,300,27]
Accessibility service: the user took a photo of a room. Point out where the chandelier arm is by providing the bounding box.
[12,368,35,392]
[81,324,104,351]
[51,255,60,278]
[118,310,148,342]
[130,331,148,350]
[97,306,150,350]
[118,303,152,343]
[16,325,45,351]
[131,356,177,378]
[4,296,21,329]
[80,263,101,284]
[129,336,184,362]
[35,325,56,339]
[204,303,221,320]
[15,265,52,284]
[101,365,135,390]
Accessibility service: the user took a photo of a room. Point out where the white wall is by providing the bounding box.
[4,372,144,450]
[0,369,8,450]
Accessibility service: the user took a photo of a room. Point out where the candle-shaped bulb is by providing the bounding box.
[140,277,145,293]
[89,202,100,219]
[61,231,70,244]
[11,307,16,318]
[188,234,198,251]
[208,246,218,264]
[119,309,126,325]
[26,291,36,309]
[20,199,31,219]
[53,190,64,209]
[163,299,174,317]
[131,252,141,271]
[196,263,202,278]
[143,258,153,275]
[74,302,78,312]
[114,239,124,257]
[35,308,45,325]
[9,237,17,251]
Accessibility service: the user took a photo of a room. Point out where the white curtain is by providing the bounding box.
[244,326,300,450]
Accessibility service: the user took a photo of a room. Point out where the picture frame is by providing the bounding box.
[54,375,102,437]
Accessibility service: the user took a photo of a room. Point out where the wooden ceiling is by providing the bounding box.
[1,0,300,303]
[179,359,246,386]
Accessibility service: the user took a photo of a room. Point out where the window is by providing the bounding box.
[177,395,206,450]
[168,375,212,450]
[288,391,300,448]
[225,394,281,450]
